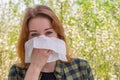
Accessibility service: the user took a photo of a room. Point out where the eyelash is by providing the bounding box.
[30,31,53,37]
[45,31,53,35]
[31,33,39,37]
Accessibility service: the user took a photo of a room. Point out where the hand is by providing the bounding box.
[25,49,51,80]
[30,48,52,70]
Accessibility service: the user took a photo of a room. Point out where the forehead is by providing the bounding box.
[28,17,52,31]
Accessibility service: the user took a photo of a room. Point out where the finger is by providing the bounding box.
[47,50,52,53]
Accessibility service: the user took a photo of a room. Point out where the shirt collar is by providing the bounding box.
[54,60,65,79]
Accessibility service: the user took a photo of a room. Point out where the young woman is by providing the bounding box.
[8,5,94,80]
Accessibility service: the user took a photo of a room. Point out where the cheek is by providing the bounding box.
[53,31,58,37]
[48,32,58,37]
[53,32,58,37]
[28,34,31,39]
[28,34,33,40]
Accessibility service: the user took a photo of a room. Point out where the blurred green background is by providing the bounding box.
[0,0,120,80]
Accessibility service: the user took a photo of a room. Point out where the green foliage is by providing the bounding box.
[0,0,120,80]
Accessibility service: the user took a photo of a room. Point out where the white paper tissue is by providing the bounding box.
[25,35,67,63]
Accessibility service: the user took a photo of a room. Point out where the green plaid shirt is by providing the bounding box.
[8,58,94,80]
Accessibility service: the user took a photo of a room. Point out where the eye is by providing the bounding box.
[45,31,53,35]
[31,33,39,37]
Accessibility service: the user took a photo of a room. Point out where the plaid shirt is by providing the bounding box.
[8,58,94,80]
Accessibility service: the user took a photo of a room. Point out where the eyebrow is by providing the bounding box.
[29,28,53,32]
[45,28,53,31]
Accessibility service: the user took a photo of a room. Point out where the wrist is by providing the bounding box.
[24,63,42,80]
[29,63,42,71]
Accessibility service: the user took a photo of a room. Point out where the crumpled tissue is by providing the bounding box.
[25,35,67,63]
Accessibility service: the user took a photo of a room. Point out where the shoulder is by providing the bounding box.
[61,58,94,79]
[64,58,89,68]
[72,58,88,64]
[9,64,27,72]
[62,58,93,75]
[8,64,27,80]
[9,64,19,75]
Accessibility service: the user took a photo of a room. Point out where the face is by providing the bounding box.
[28,17,57,39]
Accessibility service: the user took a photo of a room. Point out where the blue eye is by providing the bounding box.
[45,31,53,35]
[31,33,39,37]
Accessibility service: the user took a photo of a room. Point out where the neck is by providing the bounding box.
[41,61,56,72]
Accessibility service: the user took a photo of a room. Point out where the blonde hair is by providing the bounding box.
[17,5,72,67]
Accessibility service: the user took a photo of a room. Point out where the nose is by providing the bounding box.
[37,31,45,36]
[39,34,45,37]
[39,32,45,36]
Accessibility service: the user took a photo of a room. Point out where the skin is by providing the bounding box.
[24,17,57,80]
